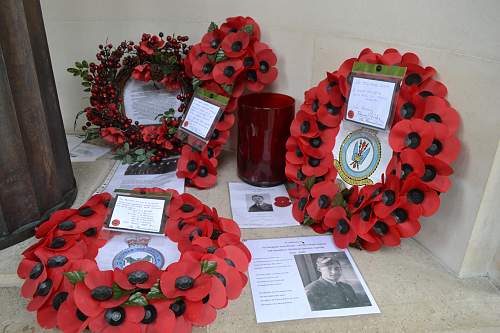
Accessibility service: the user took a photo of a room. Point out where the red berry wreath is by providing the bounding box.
[285,48,460,251]
[178,16,278,189]
[17,189,250,333]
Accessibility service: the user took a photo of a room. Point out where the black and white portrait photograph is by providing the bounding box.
[294,252,372,311]
[246,193,274,212]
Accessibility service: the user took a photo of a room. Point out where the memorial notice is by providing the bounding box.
[180,97,221,139]
[246,235,379,323]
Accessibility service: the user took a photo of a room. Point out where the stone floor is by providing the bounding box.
[1,152,499,332]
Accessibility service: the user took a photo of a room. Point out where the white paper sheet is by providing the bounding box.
[95,232,180,271]
[245,235,379,323]
[66,135,111,162]
[228,182,299,228]
[181,97,220,138]
[101,158,184,195]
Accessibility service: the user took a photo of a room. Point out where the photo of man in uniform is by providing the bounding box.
[304,255,360,311]
[247,194,273,212]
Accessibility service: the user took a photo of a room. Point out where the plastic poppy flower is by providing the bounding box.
[401,63,436,91]
[73,269,128,316]
[189,157,218,189]
[290,111,320,139]
[400,176,440,217]
[316,72,344,106]
[413,78,448,100]
[113,261,161,291]
[376,48,402,65]
[100,127,125,145]
[389,119,434,155]
[192,54,215,81]
[425,123,460,164]
[298,128,338,159]
[35,208,79,238]
[221,16,261,41]
[213,59,243,85]
[160,259,212,301]
[302,152,333,177]
[356,48,378,64]
[306,181,339,220]
[254,47,277,85]
[214,245,250,274]
[201,30,224,54]
[359,217,401,251]
[387,199,422,238]
[420,156,453,193]
[131,64,151,82]
[389,149,425,181]
[285,136,306,165]
[139,35,165,55]
[169,192,204,221]
[393,90,425,123]
[177,146,202,181]
[291,187,310,223]
[56,294,91,333]
[317,101,344,128]
[209,128,230,146]
[18,258,48,298]
[88,305,145,333]
[136,299,179,333]
[349,204,376,236]
[27,267,64,311]
[422,96,460,136]
[300,87,321,115]
[373,175,401,218]
[35,277,73,329]
[35,239,87,272]
[215,112,235,131]
[285,162,307,184]
[221,31,249,58]
[323,207,357,248]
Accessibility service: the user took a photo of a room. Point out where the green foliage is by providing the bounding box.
[208,22,218,32]
[124,291,148,306]
[242,24,254,34]
[215,49,227,63]
[201,260,218,274]
[146,282,167,300]
[67,60,91,93]
[112,283,135,300]
[64,271,85,285]
[303,214,316,226]
[304,176,317,192]
[222,84,233,95]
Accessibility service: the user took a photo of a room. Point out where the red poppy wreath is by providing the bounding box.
[178,16,278,189]
[17,189,250,333]
[286,48,460,251]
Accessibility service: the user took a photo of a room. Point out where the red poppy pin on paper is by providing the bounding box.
[274,196,291,207]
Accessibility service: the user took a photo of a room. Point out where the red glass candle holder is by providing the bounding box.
[237,93,295,187]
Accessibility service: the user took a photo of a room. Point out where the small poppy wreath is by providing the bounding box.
[285,48,460,251]
[69,33,193,164]
[17,189,250,333]
[178,16,278,189]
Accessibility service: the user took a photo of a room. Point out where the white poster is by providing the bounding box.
[66,135,111,162]
[332,121,393,188]
[123,79,182,125]
[245,236,379,323]
[180,97,220,139]
[229,182,299,229]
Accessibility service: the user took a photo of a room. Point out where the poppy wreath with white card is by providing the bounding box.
[285,48,460,251]
[17,189,250,333]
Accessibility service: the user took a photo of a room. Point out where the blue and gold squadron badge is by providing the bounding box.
[112,235,165,269]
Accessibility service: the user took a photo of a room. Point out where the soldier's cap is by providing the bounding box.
[316,256,341,268]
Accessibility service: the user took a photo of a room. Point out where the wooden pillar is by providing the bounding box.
[0,0,77,249]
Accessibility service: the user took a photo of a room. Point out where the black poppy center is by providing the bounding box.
[400,102,416,119]
[210,229,222,240]
[58,220,75,231]
[223,66,236,77]
[360,205,372,221]
[213,272,227,286]
[297,169,306,181]
[401,163,413,179]
[421,165,437,182]
[309,137,322,148]
[202,63,213,74]
[327,103,340,115]
[408,189,425,204]
[189,228,202,241]
[354,195,364,209]
[29,262,44,279]
[224,258,236,267]
[295,147,303,158]
[392,208,408,223]
[84,227,97,237]
[210,39,220,49]
[231,41,243,52]
[207,246,217,254]
[202,294,210,304]
[187,160,197,172]
[79,207,95,217]
[312,99,319,113]
[52,291,69,310]
[259,61,269,73]
[175,276,194,290]
[47,255,68,268]
[308,157,320,167]
[128,270,149,285]
[246,69,257,82]
[170,299,186,317]
[36,278,52,296]
[382,190,396,206]
[405,73,422,86]
[50,237,66,249]
[141,304,157,324]
[337,219,350,234]
[105,307,125,326]
[207,147,214,159]
[177,220,186,230]
[298,197,307,211]
[243,56,254,67]
[91,286,113,301]
[419,91,434,98]
[300,121,310,133]
[211,129,220,140]
[76,309,88,321]
[424,113,442,123]
[181,204,194,213]
[405,132,421,149]
[318,195,330,209]
[426,139,443,156]
[373,221,389,236]
[198,166,208,177]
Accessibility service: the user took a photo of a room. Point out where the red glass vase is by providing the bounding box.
[237,93,295,186]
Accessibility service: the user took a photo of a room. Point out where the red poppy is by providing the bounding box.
[139,35,165,55]
[169,192,204,221]
[188,43,204,65]
[177,146,202,180]
[350,204,376,236]
[422,96,460,136]
[357,48,378,64]
[35,208,79,238]
[201,30,224,54]
[192,54,215,81]
[56,294,91,333]
[317,101,344,128]
[224,96,239,113]
[285,162,307,184]
[393,90,425,123]
[323,207,357,248]
[302,152,333,177]
[27,267,64,311]
[131,64,151,82]
[300,87,321,115]
[214,245,250,274]
[221,31,250,58]
[389,119,434,155]
[220,16,261,41]
[386,148,425,181]
[213,59,243,85]
[291,187,310,223]
[377,48,402,65]
[208,128,230,146]
[35,238,87,271]
[387,199,422,238]
[285,136,306,165]
[425,122,460,164]
[290,111,320,139]
[420,156,453,193]
[189,157,218,189]
[113,261,161,290]
[73,269,128,316]
[18,258,48,298]
[413,78,448,100]
[373,175,401,218]
[306,181,339,220]
[401,52,420,66]
[160,73,181,91]
[100,127,126,145]
[160,260,212,301]
[36,277,72,329]
[316,72,343,106]
[401,63,437,92]
[359,217,401,251]
[400,176,440,217]
[298,128,338,159]
[254,47,278,85]
[215,112,235,131]
[88,305,145,333]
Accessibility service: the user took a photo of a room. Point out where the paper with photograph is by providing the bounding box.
[95,232,180,271]
[228,182,298,228]
[66,134,111,162]
[100,158,184,195]
[245,235,379,323]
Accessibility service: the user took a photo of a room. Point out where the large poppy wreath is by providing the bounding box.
[17,189,250,333]
[286,48,460,251]
[177,16,278,189]
[69,33,193,164]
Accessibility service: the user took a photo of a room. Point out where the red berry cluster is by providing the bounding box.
[286,48,460,251]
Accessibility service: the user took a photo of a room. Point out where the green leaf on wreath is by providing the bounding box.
[81,60,88,68]
[64,271,85,285]
[303,215,316,226]
[134,148,145,156]
[112,283,134,300]
[124,154,134,164]
[123,142,130,152]
[222,84,233,95]
[207,53,216,62]
[136,154,146,162]
[304,176,316,192]
[146,282,167,300]
[208,22,218,32]
[124,292,148,306]
[242,24,254,34]
[75,61,83,69]
[192,77,202,90]
[201,260,218,274]
[215,49,226,62]
[331,192,346,208]
[84,88,91,92]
